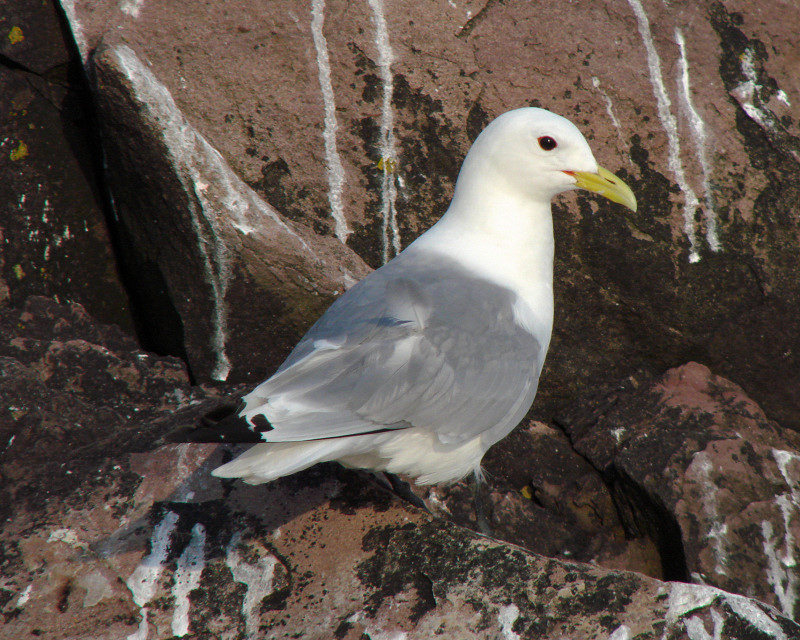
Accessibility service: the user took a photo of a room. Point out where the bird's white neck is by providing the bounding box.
[407,170,556,345]
[411,175,555,293]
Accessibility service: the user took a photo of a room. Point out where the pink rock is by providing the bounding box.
[564,362,800,617]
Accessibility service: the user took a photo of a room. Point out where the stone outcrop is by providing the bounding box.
[43,0,800,437]
[3,0,800,636]
[559,362,800,619]
[419,420,665,579]
[2,298,799,639]
[90,41,371,383]
[0,1,132,331]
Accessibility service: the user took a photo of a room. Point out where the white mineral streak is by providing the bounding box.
[498,603,521,640]
[225,533,279,637]
[126,510,180,640]
[607,624,632,640]
[47,527,82,547]
[80,571,115,608]
[690,451,728,575]
[114,46,233,380]
[311,0,351,242]
[592,76,622,136]
[684,608,724,640]
[735,48,773,131]
[675,28,720,253]
[113,45,317,381]
[662,583,717,631]
[16,584,33,607]
[762,449,800,618]
[662,582,788,640]
[368,0,402,264]
[119,0,145,19]
[726,594,789,640]
[626,0,701,263]
[171,523,207,637]
[733,49,800,163]
[58,1,89,61]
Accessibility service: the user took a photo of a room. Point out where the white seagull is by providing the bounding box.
[189,108,636,487]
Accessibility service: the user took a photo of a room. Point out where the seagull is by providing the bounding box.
[180,107,636,489]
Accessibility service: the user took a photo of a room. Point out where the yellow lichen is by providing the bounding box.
[10,141,28,161]
[8,26,24,45]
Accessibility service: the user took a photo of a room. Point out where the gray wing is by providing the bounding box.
[240,249,544,445]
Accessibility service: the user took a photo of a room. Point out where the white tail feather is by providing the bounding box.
[212,437,372,484]
[211,428,485,486]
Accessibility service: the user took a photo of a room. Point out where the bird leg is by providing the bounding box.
[384,472,429,511]
[473,468,493,536]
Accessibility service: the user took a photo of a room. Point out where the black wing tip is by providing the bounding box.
[167,402,267,443]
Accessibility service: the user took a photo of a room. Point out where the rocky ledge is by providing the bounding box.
[1,297,798,639]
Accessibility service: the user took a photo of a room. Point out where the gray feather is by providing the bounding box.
[242,248,543,444]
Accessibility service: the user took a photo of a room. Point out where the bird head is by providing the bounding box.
[463,107,637,212]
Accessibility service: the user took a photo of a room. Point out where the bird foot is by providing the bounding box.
[384,472,430,511]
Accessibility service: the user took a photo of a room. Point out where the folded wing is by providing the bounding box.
[239,250,544,445]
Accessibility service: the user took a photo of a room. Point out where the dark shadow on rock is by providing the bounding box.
[87,441,411,585]
[604,465,690,582]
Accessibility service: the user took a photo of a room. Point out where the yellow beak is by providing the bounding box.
[567,166,638,212]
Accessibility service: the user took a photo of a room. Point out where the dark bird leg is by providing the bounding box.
[384,472,429,511]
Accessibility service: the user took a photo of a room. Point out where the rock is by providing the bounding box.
[560,362,800,619]
[0,296,233,526]
[1,1,70,75]
[4,1,800,632]
[90,40,371,383]
[49,0,800,429]
[0,0,133,332]
[2,298,800,638]
[8,446,799,640]
[421,420,663,579]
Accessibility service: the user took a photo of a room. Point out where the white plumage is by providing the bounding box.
[212,108,636,485]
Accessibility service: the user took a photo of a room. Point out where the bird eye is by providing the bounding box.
[538,136,557,151]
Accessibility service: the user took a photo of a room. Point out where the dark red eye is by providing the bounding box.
[538,136,557,151]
